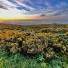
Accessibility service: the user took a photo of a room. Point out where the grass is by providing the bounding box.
[0,48,68,68]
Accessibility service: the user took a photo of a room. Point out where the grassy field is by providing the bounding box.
[0,23,68,68]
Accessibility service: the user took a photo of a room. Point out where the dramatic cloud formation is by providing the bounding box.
[0,0,68,23]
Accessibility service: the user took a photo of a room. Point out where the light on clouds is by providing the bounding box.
[0,0,68,22]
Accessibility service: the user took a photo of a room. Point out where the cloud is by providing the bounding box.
[39,1,68,16]
[0,0,68,21]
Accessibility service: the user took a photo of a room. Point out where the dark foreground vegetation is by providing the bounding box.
[0,23,68,68]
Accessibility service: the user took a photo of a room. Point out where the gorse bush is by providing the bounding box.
[0,24,68,68]
[0,25,68,58]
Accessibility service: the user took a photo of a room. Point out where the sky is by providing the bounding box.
[0,0,68,24]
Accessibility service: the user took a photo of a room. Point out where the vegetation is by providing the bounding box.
[0,24,68,68]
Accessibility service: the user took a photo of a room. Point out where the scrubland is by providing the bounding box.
[0,24,68,68]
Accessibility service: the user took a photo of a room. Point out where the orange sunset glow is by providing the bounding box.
[0,15,42,21]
